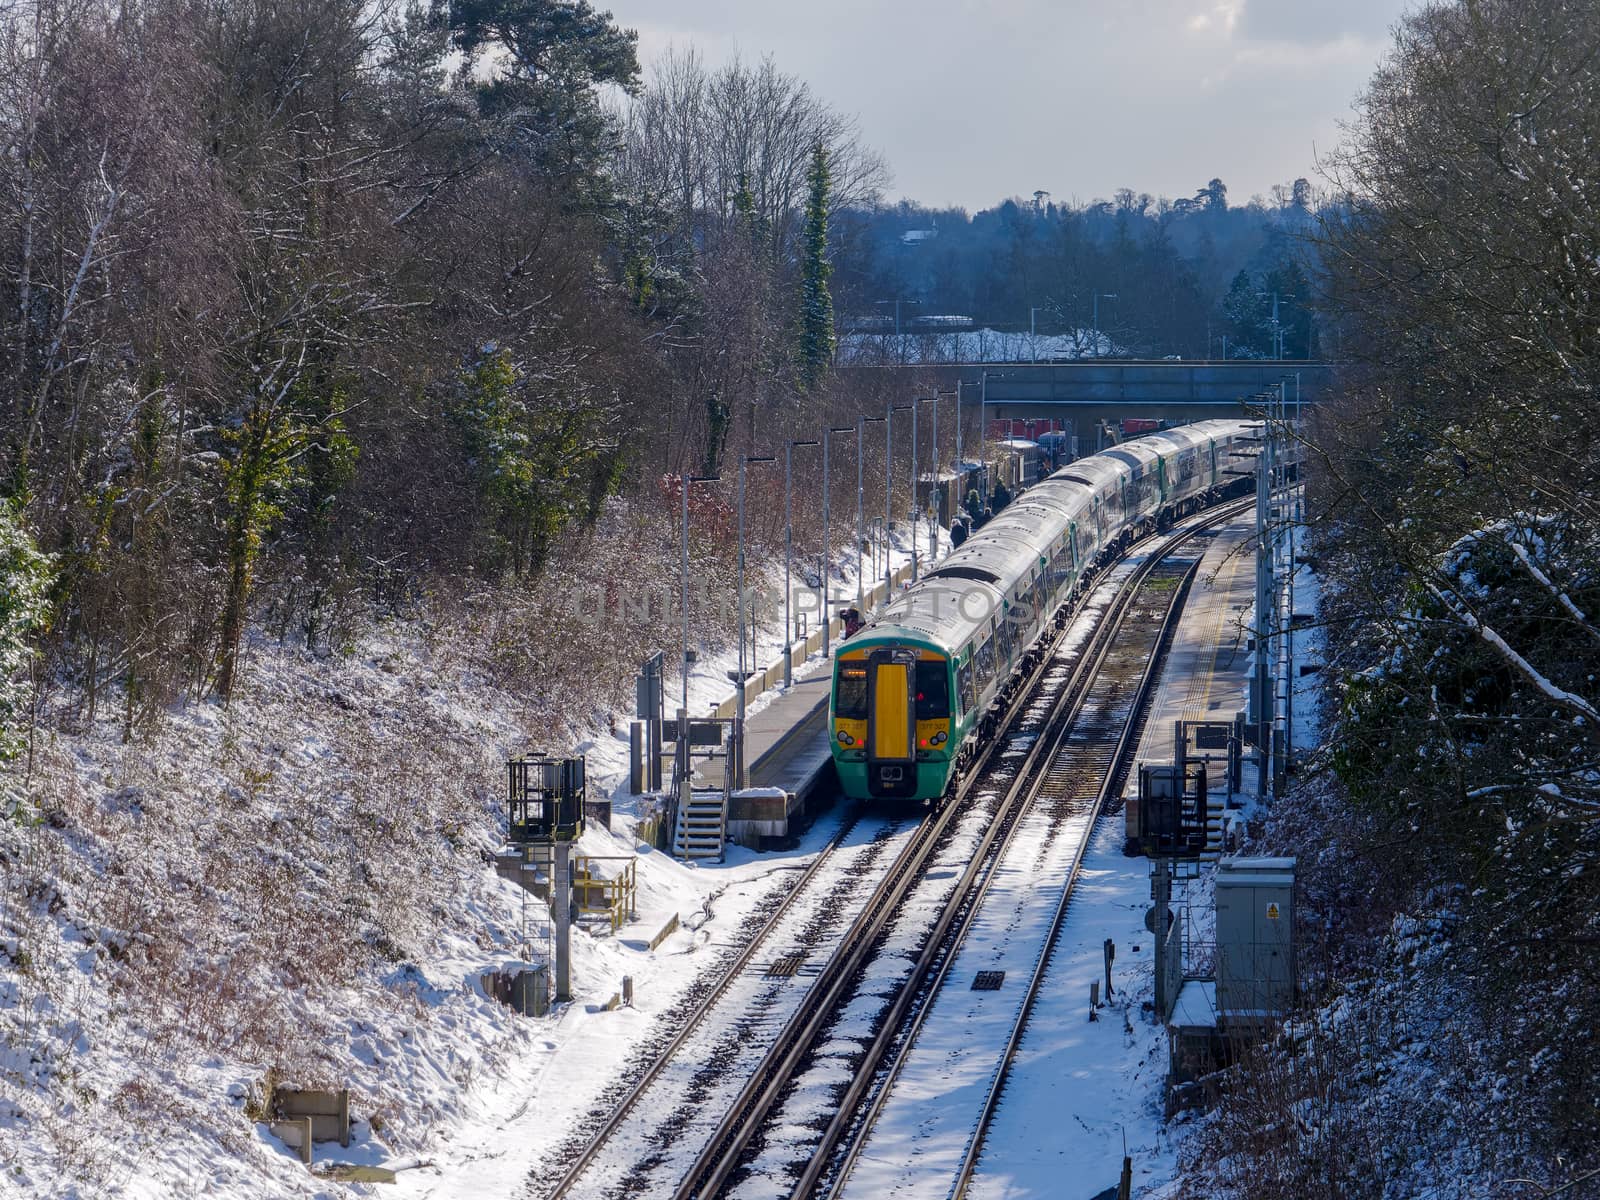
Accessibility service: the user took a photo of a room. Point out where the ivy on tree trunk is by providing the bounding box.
[797,142,834,391]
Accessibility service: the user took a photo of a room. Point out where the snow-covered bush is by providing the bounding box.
[0,628,527,1195]
[1329,516,1600,1153]
[0,504,51,770]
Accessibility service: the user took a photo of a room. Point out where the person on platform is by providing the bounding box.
[841,607,864,638]
[991,478,1012,514]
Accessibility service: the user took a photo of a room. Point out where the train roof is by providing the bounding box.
[862,575,1002,653]
[1102,438,1163,473]
[926,526,1044,589]
[1057,453,1128,492]
[849,419,1260,658]
[1022,473,1097,517]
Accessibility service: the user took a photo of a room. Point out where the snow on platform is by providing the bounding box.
[696,672,832,799]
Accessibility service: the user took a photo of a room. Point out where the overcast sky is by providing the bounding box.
[600,0,1416,212]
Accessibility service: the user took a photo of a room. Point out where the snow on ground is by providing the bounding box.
[391,811,867,1200]
[3,628,542,1199]
[961,512,1317,1200]
[393,525,951,1198]
[730,559,1143,1199]
[967,818,1177,1200]
[0,516,950,1199]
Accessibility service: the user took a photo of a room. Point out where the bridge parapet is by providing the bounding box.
[964,360,1329,406]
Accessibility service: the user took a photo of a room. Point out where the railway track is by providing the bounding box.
[701,499,1246,1200]
[540,599,1099,1200]
[812,555,1196,1200]
[543,496,1250,1200]
[535,808,916,1199]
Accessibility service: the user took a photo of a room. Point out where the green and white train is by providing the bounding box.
[829,419,1257,803]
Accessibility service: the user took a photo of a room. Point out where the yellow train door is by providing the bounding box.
[868,654,915,763]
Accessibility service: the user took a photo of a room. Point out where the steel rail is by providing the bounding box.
[542,803,873,1200]
[811,501,1244,1200]
[947,554,1201,1199]
[549,547,1098,1200]
[669,561,1122,1200]
[694,497,1253,1200]
[548,493,1248,1200]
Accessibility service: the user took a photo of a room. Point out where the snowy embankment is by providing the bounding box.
[2,522,942,1198]
[2,631,552,1197]
[1174,516,1583,1198]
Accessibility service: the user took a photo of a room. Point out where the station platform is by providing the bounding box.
[1127,518,1257,851]
[694,670,838,846]
[1158,521,1255,733]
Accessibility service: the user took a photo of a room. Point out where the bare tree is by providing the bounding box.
[618,47,889,259]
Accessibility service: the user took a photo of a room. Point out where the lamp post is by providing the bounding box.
[933,387,959,563]
[1251,388,1274,800]
[679,472,721,719]
[783,439,819,688]
[736,454,776,788]
[859,415,885,611]
[887,403,911,590]
[1274,293,1290,359]
[955,380,968,483]
[910,398,921,581]
[1093,292,1118,358]
[930,389,939,544]
[1029,306,1044,363]
[910,396,939,580]
[979,372,994,505]
[822,425,855,658]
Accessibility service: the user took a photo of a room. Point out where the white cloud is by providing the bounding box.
[1236,0,1411,44]
[600,0,1412,209]
[1187,1,1244,35]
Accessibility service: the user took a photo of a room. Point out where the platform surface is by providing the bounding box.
[695,671,834,797]
[1148,521,1255,735]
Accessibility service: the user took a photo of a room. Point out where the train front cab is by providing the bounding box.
[832,645,954,801]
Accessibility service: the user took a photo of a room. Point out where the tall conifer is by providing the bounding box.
[797,143,834,390]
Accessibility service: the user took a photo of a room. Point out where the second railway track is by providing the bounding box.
[825,555,1198,1200]
[543,497,1249,1200]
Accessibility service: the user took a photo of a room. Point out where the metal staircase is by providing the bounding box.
[674,788,728,860]
[1200,802,1243,863]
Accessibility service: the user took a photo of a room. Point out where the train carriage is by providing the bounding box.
[831,419,1256,804]
[1103,439,1168,525]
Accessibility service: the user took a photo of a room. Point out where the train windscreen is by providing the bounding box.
[915,660,950,720]
[835,664,867,719]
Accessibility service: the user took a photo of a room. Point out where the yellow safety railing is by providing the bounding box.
[572,856,637,934]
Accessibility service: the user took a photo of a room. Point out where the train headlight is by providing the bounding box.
[836,731,856,747]
[931,731,948,746]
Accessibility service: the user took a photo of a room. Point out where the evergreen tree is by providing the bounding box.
[1221,269,1270,357]
[445,0,640,184]
[797,142,835,390]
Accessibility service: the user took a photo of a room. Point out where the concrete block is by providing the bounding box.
[276,1087,350,1148]
[269,1116,314,1164]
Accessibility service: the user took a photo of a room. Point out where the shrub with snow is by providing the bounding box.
[0,505,51,774]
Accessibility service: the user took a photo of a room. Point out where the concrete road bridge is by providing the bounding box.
[916,360,1333,435]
